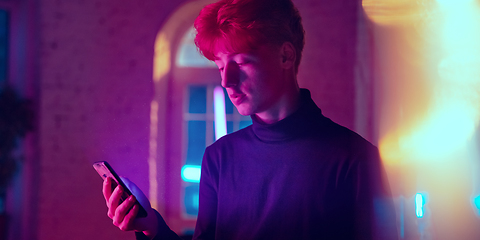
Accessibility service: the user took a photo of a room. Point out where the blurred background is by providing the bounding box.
[0,0,478,239]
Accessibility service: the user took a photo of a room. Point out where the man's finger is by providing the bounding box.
[107,185,124,219]
[119,203,140,231]
[102,177,114,202]
[114,195,137,228]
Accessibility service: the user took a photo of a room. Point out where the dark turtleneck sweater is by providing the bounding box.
[139,89,397,240]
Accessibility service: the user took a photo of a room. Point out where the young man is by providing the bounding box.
[103,0,398,239]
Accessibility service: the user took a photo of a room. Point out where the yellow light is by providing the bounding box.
[153,32,171,82]
[399,102,477,161]
[372,0,480,237]
[378,0,480,163]
[362,0,425,25]
[148,100,159,209]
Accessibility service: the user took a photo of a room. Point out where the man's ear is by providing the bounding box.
[280,42,296,70]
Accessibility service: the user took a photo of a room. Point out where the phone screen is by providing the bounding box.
[93,161,147,218]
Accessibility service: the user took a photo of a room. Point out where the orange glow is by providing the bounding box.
[148,100,159,209]
[362,0,428,25]
[150,31,171,210]
[365,0,480,238]
[374,0,480,164]
[153,32,171,82]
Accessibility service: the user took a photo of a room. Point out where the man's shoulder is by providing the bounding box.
[206,125,254,149]
[315,116,378,153]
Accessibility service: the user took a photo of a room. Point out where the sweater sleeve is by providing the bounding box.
[134,210,183,240]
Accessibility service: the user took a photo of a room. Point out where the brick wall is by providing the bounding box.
[296,0,360,131]
[37,0,185,239]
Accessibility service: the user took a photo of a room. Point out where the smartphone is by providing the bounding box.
[93,161,147,218]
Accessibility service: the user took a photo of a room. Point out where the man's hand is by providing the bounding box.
[103,177,159,239]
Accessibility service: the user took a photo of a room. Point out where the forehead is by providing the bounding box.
[213,41,276,61]
[212,37,256,59]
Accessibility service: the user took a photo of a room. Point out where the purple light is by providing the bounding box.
[213,86,227,140]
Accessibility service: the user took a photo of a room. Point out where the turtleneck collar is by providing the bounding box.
[251,89,323,142]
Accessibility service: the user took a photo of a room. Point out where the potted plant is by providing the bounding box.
[0,85,34,240]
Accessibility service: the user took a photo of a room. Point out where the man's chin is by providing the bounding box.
[235,106,253,116]
[237,111,251,116]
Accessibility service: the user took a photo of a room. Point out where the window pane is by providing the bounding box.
[186,121,206,165]
[188,85,207,114]
[224,88,234,114]
[227,121,233,134]
[239,120,252,129]
[184,184,200,216]
[176,27,216,68]
[212,121,216,142]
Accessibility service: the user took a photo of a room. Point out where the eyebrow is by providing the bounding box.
[214,52,253,61]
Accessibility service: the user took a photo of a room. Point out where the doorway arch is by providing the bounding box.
[149,0,217,234]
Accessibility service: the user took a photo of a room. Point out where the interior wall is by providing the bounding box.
[298,0,363,134]
[35,1,186,240]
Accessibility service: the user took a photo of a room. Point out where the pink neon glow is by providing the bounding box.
[213,86,227,140]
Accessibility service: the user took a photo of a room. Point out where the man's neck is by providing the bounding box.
[254,86,301,124]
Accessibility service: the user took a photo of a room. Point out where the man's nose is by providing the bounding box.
[221,62,240,88]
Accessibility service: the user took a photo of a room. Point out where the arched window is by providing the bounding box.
[176,27,216,68]
[150,2,251,234]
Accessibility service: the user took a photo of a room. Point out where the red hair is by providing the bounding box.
[194,0,305,72]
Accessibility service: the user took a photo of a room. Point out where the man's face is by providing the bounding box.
[214,44,288,118]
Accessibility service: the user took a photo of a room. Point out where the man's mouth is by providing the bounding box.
[229,93,246,105]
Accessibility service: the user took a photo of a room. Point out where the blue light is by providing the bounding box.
[399,196,405,238]
[415,193,424,218]
[192,193,199,210]
[184,185,200,216]
[181,165,201,183]
[473,195,480,216]
[436,0,475,6]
